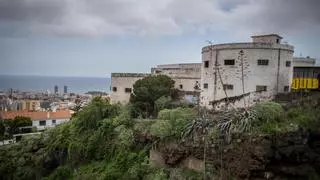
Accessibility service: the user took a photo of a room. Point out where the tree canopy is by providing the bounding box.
[130,75,175,118]
[3,116,32,138]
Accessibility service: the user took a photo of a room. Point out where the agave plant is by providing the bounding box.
[182,110,213,139]
[216,108,258,142]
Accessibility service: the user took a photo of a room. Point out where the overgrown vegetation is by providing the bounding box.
[150,108,197,139]
[0,97,201,180]
[1,92,320,179]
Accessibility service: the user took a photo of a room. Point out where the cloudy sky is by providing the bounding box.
[1,0,319,77]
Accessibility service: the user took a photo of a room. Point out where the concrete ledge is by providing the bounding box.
[202,43,294,53]
[111,73,151,77]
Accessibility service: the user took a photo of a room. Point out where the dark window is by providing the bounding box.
[224,59,235,65]
[112,87,117,92]
[194,81,200,90]
[204,61,209,68]
[179,84,183,89]
[52,120,56,124]
[284,86,289,92]
[39,120,46,126]
[257,59,269,65]
[203,83,208,89]
[256,85,267,92]
[285,61,291,67]
[155,70,162,74]
[276,39,280,44]
[125,88,132,93]
[223,84,234,90]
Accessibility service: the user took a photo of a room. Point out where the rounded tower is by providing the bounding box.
[200,34,294,109]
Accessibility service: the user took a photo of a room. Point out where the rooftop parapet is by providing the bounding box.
[111,73,151,77]
[202,43,294,53]
[293,57,316,63]
[155,63,201,69]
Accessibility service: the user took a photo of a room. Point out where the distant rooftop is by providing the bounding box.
[0,110,71,120]
[251,34,283,39]
[293,57,316,62]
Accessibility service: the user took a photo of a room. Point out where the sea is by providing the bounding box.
[0,75,111,94]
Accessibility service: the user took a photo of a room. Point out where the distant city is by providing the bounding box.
[0,75,111,140]
[0,75,111,94]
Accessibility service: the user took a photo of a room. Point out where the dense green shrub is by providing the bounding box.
[150,108,197,139]
[155,96,172,111]
[43,166,72,180]
[287,107,320,130]
[253,101,284,123]
[150,120,172,139]
[143,168,169,180]
[0,135,48,180]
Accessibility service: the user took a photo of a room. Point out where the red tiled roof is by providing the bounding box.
[0,110,71,120]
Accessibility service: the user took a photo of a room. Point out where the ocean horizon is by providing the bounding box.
[0,75,111,94]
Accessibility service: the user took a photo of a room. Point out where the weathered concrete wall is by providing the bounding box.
[210,91,275,111]
[111,63,201,104]
[172,77,200,92]
[152,63,201,78]
[110,73,150,104]
[200,41,294,109]
[152,63,201,92]
[251,35,282,44]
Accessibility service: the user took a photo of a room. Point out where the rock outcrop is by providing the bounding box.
[150,130,320,179]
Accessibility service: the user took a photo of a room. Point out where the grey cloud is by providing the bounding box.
[231,0,320,33]
[0,0,319,37]
[0,0,67,23]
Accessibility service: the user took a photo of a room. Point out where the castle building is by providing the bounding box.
[111,34,300,109]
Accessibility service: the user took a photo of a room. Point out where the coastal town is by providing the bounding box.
[1,33,320,179]
[0,85,109,144]
[2,0,320,178]
[1,34,319,143]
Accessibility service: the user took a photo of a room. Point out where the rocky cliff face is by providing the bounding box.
[150,130,320,179]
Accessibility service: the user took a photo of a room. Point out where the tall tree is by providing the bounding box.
[130,75,175,118]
